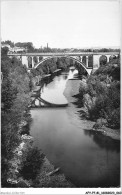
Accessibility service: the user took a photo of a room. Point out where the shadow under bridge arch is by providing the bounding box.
[34,55,92,75]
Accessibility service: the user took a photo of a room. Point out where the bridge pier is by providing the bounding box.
[31,56,34,68]
[80,56,83,62]
[93,55,101,69]
[86,56,89,68]
[21,56,29,68]
[106,55,111,63]
[37,56,40,63]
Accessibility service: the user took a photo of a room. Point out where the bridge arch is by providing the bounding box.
[34,55,92,75]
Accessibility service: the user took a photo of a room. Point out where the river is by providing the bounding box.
[30,67,120,187]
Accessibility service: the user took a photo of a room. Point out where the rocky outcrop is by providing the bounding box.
[7,134,33,187]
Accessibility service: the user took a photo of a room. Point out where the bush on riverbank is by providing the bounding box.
[20,146,45,180]
[79,61,120,129]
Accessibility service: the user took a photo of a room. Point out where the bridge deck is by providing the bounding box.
[7,52,120,56]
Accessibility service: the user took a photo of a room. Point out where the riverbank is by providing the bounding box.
[6,129,75,188]
[64,78,120,141]
[35,156,75,187]
[3,71,74,187]
[30,68,62,89]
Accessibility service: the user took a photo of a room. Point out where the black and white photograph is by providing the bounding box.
[1,0,121,194]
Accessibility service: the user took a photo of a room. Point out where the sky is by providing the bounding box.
[1,0,121,49]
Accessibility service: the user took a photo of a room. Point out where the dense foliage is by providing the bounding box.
[15,42,35,52]
[1,47,32,186]
[79,58,120,129]
[30,57,76,77]
[1,40,14,47]
[20,146,45,180]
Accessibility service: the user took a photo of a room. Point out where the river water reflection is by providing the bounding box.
[41,68,78,104]
[30,67,120,187]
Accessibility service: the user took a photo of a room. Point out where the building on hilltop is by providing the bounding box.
[10,46,27,53]
[2,44,27,53]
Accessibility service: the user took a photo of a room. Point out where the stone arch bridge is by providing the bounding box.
[8,52,119,75]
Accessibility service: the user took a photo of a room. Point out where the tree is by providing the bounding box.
[1,40,14,47]
[1,46,9,56]
[1,50,32,186]
[15,42,35,52]
[20,146,44,180]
